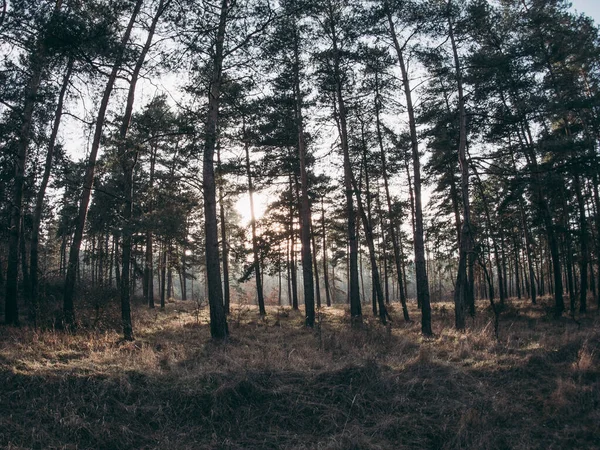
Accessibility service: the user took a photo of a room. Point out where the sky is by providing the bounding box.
[571,0,600,23]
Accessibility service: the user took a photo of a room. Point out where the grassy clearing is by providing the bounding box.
[1,298,599,449]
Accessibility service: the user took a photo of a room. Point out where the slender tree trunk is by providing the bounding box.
[29,59,73,325]
[574,175,588,312]
[160,243,167,308]
[386,6,429,332]
[202,0,229,338]
[448,4,471,330]
[291,28,315,326]
[286,230,292,306]
[217,142,230,314]
[327,0,361,323]
[145,141,157,308]
[20,220,30,314]
[167,246,173,299]
[311,223,322,309]
[376,188,391,305]
[180,237,187,301]
[288,175,299,310]
[321,197,332,307]
[117,0,168,340]
[243,122,266,316]
[472,165,506,306]
[560,186,576,314]
[593,176,600,308]
[4,0,63,325]
[517,122,564,315]
[513,236,521,300]
[349,169,388,324]
[63,0,143,327]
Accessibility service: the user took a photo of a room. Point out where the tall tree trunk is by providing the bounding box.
[160,243,167,308]
[574,175,588,313]
[515,119,564,315]
[243,121,266,316]
[288,175,299,310]
[376,187,391,305]
[145,141,157,308]
[472,165,506,306]
[117,0,169,340]
[327,0,361,324]
[321,197,332,307]
[180,242,187,301]
[4,0,63,325]
[386,5,429,332]
[592,176,600,308]
[513,236,521,300]
[202,0,229,338]
[311,223,322,309]
[217,142,230,314]
[20,220,30,315]
[348,163,388,324]
[292,29,315,327]
[63,0,143,327]
[286,233,292,306]
[448,4,471,330]
[29,58,73,325]
[560,186,576,314]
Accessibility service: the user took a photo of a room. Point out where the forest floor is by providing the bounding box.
[1,297,599,449]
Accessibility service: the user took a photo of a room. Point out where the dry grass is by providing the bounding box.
[1,297,599,449]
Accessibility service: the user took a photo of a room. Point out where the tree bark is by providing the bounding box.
[62,0,143,327]
[4,0,63,325]
[385,5,430,332]
[326,0,361,324]
[311,222,322,309]
[448,2,471,330]
[574,174,588,313]
[243,121,266,316]
[217,142,230,314]
[29,58,73,325]
[292,27,315,327]
[288,175,299,310]
[202,0,230,338]
[145,140,158,308]
[321,197,332,307]
[117,0,169,340]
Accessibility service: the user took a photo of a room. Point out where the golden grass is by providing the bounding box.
[1,297,599,449]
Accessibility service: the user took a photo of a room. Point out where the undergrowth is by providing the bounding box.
[1,298,598,449]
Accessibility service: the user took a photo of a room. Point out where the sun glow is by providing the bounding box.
[235,192,269,225]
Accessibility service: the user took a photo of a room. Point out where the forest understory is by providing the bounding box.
[1,298,598,450]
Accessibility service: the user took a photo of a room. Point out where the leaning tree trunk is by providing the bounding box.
[63,0,143,327]
[471,164,506,307]
[117,0,169,340]
[29,58,73,326]
[386,5,430,332]
[349,169,388,324]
